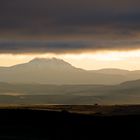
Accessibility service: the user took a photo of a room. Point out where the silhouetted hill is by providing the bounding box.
[0,106,139,140]
[93,68,130,75]
[119,79,140,87]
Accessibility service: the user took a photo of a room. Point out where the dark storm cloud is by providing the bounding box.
[0,39,140,54]
[0,40,91,54]
[0,0,140,32]
[0,0,140,53]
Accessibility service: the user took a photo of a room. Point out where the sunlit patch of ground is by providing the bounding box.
[3,93,24,97]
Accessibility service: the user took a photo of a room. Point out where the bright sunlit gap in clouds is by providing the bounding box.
[1,50,140,70]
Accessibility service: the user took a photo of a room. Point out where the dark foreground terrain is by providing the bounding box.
[0,105,140,140]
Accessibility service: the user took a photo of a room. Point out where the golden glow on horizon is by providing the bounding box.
[1,50,140,70]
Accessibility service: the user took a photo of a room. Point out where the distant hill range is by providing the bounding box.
[0,58,140,85]
[0,79,140,104]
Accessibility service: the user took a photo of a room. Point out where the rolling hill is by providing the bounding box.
[0,79,139,104]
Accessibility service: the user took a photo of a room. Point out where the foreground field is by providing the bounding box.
[0,105,139,140]
[0,105,140,140]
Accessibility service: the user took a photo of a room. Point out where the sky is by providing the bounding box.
[0,0,140,70]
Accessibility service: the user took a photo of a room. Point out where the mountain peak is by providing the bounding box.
[27,57,75,69]
[29,57,70,65]
[29,57,58,63]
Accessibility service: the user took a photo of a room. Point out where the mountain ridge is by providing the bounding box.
[1,57,140,72]
[0,58,140,85]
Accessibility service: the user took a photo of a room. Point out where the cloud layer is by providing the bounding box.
[0,39,140,54]
[0,0,140,54]
[0,0,140,35]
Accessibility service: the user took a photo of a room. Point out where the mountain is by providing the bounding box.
[0,58,128,85]
[1,58,140,85]
[12,58,77,71]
